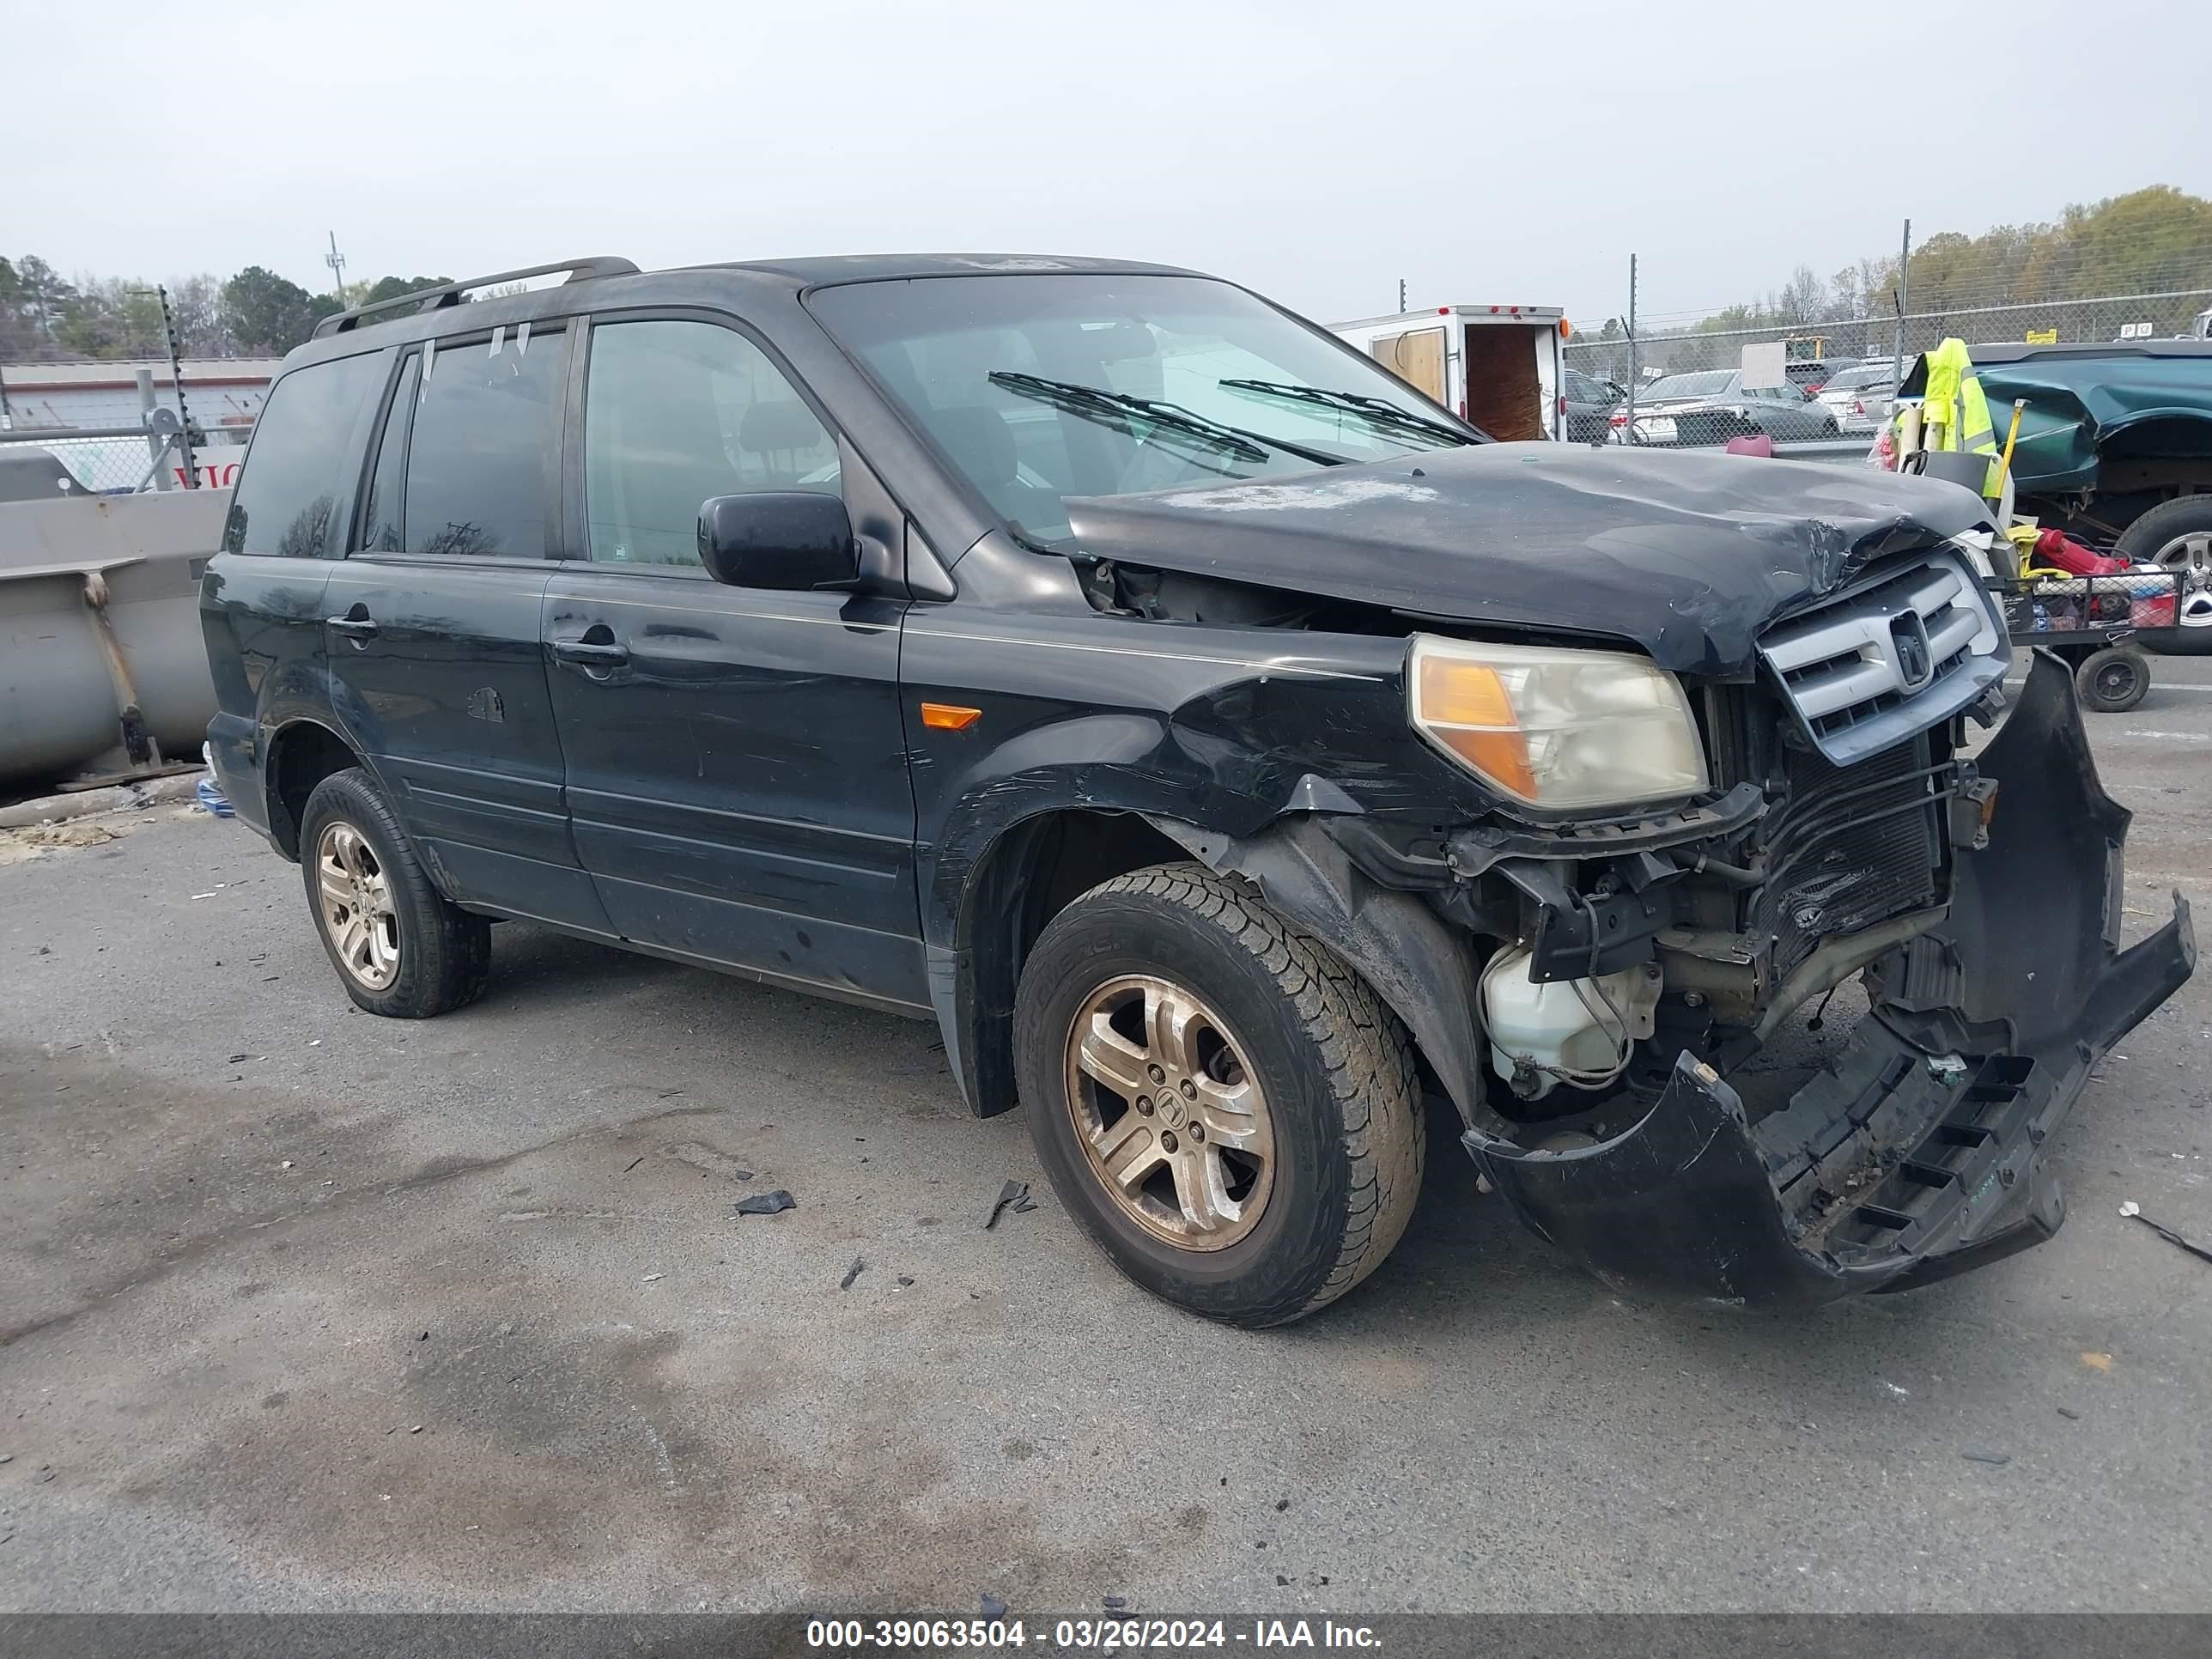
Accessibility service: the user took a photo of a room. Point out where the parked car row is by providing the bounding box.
[1607,368,1842,447]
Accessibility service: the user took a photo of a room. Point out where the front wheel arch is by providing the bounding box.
[1141,814,1489,1133]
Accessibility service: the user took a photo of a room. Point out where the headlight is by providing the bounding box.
[1407,635,1708,810]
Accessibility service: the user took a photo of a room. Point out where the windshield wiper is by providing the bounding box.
[988,372,1346,468]
[1218,380,1476,447]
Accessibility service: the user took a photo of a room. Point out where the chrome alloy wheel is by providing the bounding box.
[2154,529,2212,599]
[1063,974,1275,1250]
[315,821,400,991]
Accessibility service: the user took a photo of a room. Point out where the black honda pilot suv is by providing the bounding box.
[203,254,2193,1326]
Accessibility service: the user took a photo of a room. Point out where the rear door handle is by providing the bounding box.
[550,639,629,669]
[326,614,379,641]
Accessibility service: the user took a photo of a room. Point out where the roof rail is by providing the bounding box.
[311,257,640,339]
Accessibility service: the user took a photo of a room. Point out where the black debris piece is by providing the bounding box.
[982,1180,1029,1231]
[980,1593,1007,1620]
[417,1331,429,1341]
[2057,1407,2082,1420]
[840,1257,866,1291]
[2127,1208,2212,1266]
[736,1190,797,1217]
[1275,1498,1291,1512]
[1275,1576,1289,1588]
[1960,1449,2011,1466]
[896,1275,915,1288]
[1317,1576,1329,1587]
[228,1054,249,1064]
[1255,1540,1266,1550]
[1102,1595,1127,1612]
[623,1156,645,1174]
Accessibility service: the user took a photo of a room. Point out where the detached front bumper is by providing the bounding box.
[1462,653,2195,1306]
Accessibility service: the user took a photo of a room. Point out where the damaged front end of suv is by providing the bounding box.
[1063,446,2195,1308]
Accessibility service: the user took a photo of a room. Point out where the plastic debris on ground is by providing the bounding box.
[982,1180,1030,1230]
[734,1189,796,1217]
[2119,1201,2212,1265]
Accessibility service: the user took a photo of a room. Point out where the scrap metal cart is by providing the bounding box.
[1989,567,2185,713]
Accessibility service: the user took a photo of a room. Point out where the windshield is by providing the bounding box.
[809,273,1476,544]
[1643,371,1735,400]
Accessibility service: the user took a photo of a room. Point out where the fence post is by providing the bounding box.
[1892,217,1911,392]
[136,368,173,491]
[1624,254,1638,442]
[157,284,198,489]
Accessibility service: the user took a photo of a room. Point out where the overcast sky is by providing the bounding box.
[15,0,2209,330]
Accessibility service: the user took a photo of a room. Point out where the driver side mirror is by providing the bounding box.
[697,492,860,591]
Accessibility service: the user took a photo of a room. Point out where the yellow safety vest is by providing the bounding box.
[1914,337,2000,495]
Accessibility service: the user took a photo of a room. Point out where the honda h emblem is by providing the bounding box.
[1889,612,1934,690]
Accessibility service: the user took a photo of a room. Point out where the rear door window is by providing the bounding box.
[222,352,384,557]
[403,325,568,557]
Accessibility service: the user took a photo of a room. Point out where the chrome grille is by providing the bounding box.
[1759,553,2007,766]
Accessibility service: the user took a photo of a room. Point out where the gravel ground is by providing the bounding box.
[2,661,2208,1613]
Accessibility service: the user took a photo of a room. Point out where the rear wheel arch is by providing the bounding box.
[264,719,367,860]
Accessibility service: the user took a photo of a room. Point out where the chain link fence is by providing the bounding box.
[1565,269,2212,450]
[1,426,249,495]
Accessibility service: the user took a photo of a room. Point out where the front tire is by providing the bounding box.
[298,768,490,1018]
[1013,863,1423,1327]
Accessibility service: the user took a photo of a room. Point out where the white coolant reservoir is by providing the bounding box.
[1479,946,1662,1099]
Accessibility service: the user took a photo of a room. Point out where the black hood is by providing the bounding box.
[1061,443,1989,676]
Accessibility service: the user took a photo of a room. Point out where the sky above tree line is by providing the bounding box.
[12,0,2211,332]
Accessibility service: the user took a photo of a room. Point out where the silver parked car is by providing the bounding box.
[1610,368,1840,447]
[1815,362,1898,434]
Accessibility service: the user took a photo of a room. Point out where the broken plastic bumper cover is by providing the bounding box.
[1459,653,2195,1306]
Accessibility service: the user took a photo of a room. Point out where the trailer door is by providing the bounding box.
[1368,327,1448,404]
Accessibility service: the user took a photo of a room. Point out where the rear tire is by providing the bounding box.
[1013,862,1423,1328]
[298,768,491,1018]
[2113,494,2212,599]
[2075,646,2150,714]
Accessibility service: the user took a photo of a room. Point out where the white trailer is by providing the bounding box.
[1328,304,1567,441]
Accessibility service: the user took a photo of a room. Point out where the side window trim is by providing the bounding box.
[349,348,420,555]
[570,308,845,574]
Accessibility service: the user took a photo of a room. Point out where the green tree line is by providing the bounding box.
[1569,185,2212,349]
[0,260,453,362]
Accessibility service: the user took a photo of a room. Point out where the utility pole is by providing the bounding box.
[1623,253,1638,440]
[1892,217,1911,391]
[1397,276,1407,313]
[325,231,348,301]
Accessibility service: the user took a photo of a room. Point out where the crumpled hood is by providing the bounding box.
[1061,442,1990,676]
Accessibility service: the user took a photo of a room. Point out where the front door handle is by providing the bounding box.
[550,638,629,670]
[326,612,379,641]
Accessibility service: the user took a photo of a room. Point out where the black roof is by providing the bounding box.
[709,252,1206,286]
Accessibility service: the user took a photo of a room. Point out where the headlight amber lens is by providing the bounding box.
[1407,636,1707,810]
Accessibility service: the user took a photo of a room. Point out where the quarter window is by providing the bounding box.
[582,319,840,567]
[221,352,384,557]
[403,325,567,557]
